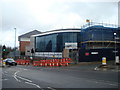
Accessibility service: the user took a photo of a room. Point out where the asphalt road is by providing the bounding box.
[1,64,119,89]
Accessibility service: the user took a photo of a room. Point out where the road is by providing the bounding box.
[2,64,119,89]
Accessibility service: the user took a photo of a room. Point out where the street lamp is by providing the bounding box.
[114,32,117,63]
[14,28,16,59]
[114,32,120,65]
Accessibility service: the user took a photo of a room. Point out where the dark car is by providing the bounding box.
[3,58,17,66]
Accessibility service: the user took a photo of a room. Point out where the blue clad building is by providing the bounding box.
[80,23,120,49]
[79,23,120,62]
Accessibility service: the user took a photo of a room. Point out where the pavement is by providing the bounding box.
[59,60,120,73]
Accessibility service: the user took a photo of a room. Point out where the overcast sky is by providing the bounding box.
[0,0,119,48]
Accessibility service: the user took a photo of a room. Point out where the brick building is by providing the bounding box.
[18,30,41,55]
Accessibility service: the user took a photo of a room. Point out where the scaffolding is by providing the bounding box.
[81,22,120,49]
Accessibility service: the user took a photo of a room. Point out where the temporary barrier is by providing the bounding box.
[25,60,30,65]
[22,60,26,65]
[33,61,40,66]
[42,60,46,67]
[16,59,30,65]
[44,60,48,67]
[61,59,67,66]
[39,60,43,66]
[54,59,60,67]
[51,59,55,67]
[16,58,72,67]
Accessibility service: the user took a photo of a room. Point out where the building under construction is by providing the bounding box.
[81,22,120,49]
[79,22,120,62]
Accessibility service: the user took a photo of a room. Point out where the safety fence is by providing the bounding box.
[16,59,30,65]
[16,58,72,67]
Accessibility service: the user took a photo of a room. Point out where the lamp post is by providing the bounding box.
[114,32,117,63]
[14,28,16,59]
[114,32,120,65]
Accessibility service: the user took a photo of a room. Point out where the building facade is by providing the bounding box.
[18,30,41,55]
[31,29,81,58]
[22,22,120,62]
[81,23,120,49]
[79,22,120,62]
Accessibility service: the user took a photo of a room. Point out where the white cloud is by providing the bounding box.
[1,0,118,47]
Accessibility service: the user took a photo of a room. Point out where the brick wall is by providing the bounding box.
[19,41,30,52]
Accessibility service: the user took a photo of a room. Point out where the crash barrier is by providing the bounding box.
[33,58,72,67]
[16,59,30,65]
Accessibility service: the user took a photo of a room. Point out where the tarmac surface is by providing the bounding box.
[1,61,120,90]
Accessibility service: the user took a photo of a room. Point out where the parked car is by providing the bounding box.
[3,58,17,66]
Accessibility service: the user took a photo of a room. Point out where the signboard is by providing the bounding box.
[91,52,98,55]
[65,43,77,49]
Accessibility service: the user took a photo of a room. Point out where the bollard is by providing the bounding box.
[102,57,107,65]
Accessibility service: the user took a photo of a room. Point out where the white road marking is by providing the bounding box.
[13,75,21,82]
[13,71,21,82]
[25,82,41,88]
[16,75,32,82]
[14,71,32,82]
[47,87,56,90]
[13,70,42,89]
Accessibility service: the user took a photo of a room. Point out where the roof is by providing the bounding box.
[32,28,81,37]
[18,30,41,41]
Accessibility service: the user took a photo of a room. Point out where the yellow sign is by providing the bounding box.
[102,57,106,65]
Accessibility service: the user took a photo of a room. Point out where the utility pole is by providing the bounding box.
[113,32,118,65]
[114,32,120,65]
[14,28,16,59]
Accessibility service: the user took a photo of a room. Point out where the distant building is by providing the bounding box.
[18,30,41,55]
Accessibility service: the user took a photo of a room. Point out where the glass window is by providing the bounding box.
[35,32,80,52]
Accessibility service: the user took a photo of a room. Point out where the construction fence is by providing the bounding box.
[16,58,73,67]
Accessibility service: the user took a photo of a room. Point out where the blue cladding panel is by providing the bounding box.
[81,26,120,42]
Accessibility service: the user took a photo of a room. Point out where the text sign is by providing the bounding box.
[65,43,77,49]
